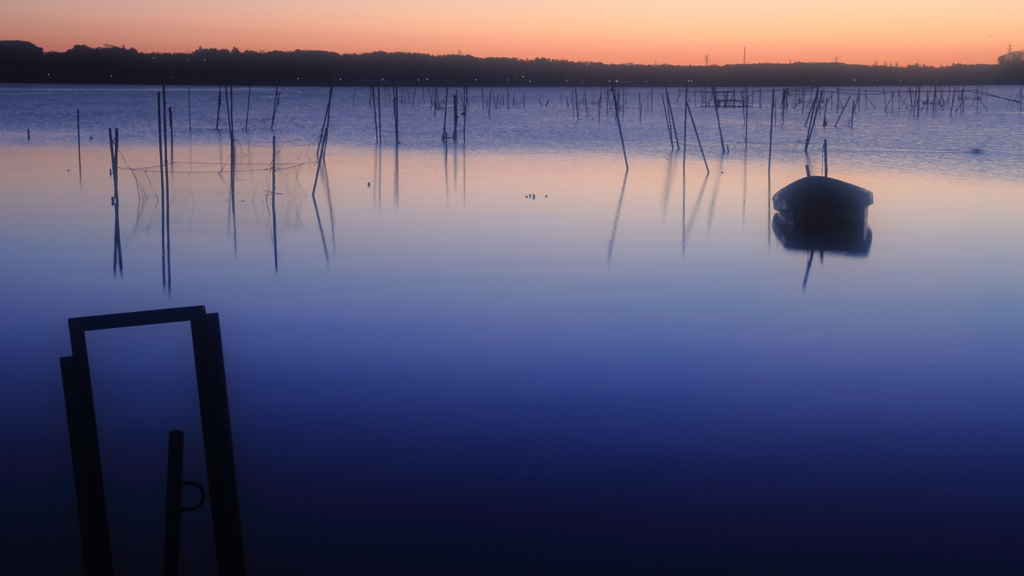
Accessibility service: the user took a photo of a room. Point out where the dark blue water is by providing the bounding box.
[1,85,1023,574]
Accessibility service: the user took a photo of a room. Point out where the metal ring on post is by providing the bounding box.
[180,481,206,512]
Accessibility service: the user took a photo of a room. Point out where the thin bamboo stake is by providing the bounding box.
[244,86,251,131]
[768,89,776,178]
[685,100,710,174]
[393,84,400,144]
[711,87,726,154]
[610,88,628,170]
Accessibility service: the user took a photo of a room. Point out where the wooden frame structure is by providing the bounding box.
[59,306,246,576]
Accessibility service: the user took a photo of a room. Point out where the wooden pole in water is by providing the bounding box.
[370,86,378,143]
[244,86,251,132]
[271,87,280,131]
[452,91,459,144]
[804,88,821,154]
[187,86,192,132]
[441,87,449,141]
[711,87,726,154]
[112,128,122,275]
[666,88,680,149]
[661,93,674,149]
[310,86,333,200]
[685,100,710,174]
[377,85,383,142]
[108,128,116,200]
[768,89,776,177]
[108,127,122,275]
[462,86,469,143]
[215,87,222,130]
[393,84,400,145]
[610,88,628,170]
[227,85,236,258]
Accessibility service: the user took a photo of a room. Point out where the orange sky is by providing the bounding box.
[4,0,1020,66]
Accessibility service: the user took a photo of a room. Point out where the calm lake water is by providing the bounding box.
[1,84,1023,575]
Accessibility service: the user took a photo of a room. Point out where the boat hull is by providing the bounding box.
[772,176,873,226]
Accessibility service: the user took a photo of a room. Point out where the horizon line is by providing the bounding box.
[2,39,1013,70]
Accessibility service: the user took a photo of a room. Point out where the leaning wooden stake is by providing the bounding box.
[610,88,628,170]
[271,87,280,131]
[665,89,680,149]
[215,87,222,130]
[685,100,710,174]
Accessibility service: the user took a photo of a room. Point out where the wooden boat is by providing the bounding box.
[772,176,873,226]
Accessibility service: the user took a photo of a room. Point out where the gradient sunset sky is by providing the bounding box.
[5,0,1020,67]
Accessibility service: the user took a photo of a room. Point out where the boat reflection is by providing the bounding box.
[771,176,873,289]
[771,214,872,256]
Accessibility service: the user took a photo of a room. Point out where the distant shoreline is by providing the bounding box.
[3,41,1023,87]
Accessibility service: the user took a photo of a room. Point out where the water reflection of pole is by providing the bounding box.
[706,156,724,236]
[742,138,748,227]
[393,144,400,210]
[607,170,629,265]
[453,141,459,209]
[77,109,82,184]
[681,156,687,256]
[802,251,814,291]
[661,152,675,222]
[443,140,449,210]
[271,135,278,273]
[323,161,336,252]
[683,171,711,256]
[108,128,122,276]
[461,142,467,209]
[373,144,382,213]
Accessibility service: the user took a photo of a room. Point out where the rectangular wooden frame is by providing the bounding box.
[59,306,246,576]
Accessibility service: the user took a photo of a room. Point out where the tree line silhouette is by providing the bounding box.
[2,41,1022,86]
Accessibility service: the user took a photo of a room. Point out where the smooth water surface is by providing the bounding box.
[1,84,1023,574]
